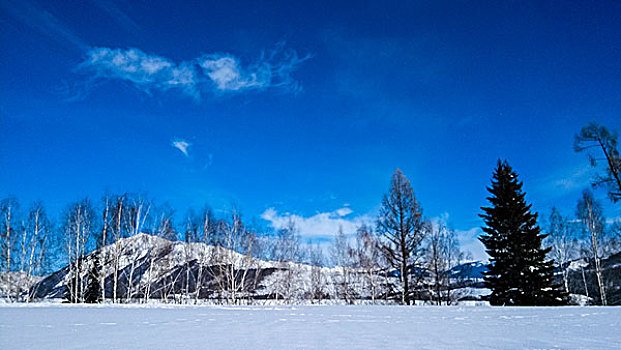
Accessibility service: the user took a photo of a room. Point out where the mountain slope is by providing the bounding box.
[28,234,491,303]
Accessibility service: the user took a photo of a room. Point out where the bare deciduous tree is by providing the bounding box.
[425,220,462,305]
[577,190,607,305]
[575,122,621,202]
[99,195,112,301]
[272,219,302,302]
[376,169,426,305]
[210,211,256,304]
[331,226,355,303]
[143,206,176,303]
[353,225,381,303]
[545,207,576,294]
[124,195,151,302]
[62,198,95,303]
[24,202,51,302]
[308,243,326,303]
[110,195,128,303]
[1,197,18,274]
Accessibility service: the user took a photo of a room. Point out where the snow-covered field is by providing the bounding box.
[1,304,619,350]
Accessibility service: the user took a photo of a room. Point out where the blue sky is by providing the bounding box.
[1,0,620,259]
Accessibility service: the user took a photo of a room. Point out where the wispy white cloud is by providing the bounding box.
[551,167,592,191]
[171,139,191,157]
[533,165,593,197]
[91,0,141,33]
[1,0,87,50]
[261,207,372,238]
[80,48,198,97]
[78,44,309,99]
[200,56,259,91]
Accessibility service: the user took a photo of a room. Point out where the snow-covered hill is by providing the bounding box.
[23,234,621,304]
[28,233,487,303]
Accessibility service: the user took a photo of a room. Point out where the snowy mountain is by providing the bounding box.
[31,233,285,301]
[22,234,621,304]
[25,233,489,303]
[449,261,486,281]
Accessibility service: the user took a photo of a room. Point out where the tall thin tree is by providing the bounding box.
[376,169,426,305]
[576,190,607,305]
[1,197,19,274]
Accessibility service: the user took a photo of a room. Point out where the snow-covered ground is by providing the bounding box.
[1,304,619,350]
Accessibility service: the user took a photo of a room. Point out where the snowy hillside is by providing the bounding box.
[27,233,486,303]
[21,234,621,305]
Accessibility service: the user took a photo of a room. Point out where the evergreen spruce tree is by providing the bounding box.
[84,255,102,303]
[479,160,567,306]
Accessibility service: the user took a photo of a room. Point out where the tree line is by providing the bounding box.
[1,122,619,305]
[0,187,467,305]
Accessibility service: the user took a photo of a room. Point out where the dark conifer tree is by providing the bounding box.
[84,255,102,303]
[479,160,566,306]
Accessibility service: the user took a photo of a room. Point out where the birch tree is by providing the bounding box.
[211,211,255,304]
[62,198,95,303]
[545,207,576,294]
[353,225,381,303]
[577,190,607,305]
[98,195,113,301]
[124,195,151,302]
[272,219,302,302]
[24,202,51,302]
[110,195,128,303]
[142,205,176,303]
[308,243,326,303]
[194,207,216,303]
[331,226,355,303]
[425,220,462,305]
[1,197,18,274]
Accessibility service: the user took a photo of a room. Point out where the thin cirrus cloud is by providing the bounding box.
[78,45,309,98]
[90,0,142,34]
[1,0,88,51]
[171,139,191,157]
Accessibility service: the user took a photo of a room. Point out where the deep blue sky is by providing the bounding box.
[1,0,620,258]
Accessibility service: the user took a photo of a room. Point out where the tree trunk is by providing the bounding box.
[587,203,607,305]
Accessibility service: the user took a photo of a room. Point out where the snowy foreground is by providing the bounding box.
[1,304,620,350]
